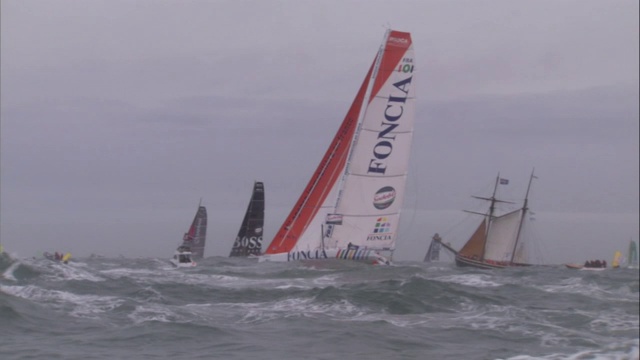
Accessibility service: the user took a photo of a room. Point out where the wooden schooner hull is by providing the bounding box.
[455,254,532,269]
[430,233,533,269]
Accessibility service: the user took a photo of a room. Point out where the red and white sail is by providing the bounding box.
[264,30,415,259]
[181,205,207,259]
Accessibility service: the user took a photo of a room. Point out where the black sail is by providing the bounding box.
[229,182,265,257]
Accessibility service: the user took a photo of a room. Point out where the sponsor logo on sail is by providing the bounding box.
[367,73,413,175]
[367,217,393,241]
[325,213,343,225]
[373,186,396,210]
[254,227,263,234]
[287,249,329,261]
[233,236,263,249]
[388,36,409,45]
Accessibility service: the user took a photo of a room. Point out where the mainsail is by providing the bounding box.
[181,204,208,259]
[263,29,415,262]
[444,170,537,269]
[229,181,265,257]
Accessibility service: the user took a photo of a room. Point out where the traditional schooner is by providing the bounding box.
[434,170,538,269]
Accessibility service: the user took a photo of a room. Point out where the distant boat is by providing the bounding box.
[423,234,441,262]
[169,245,196,268]
[611,240,638,269]
[229,181,265,257]
[43,252,72,264]
[170,202,207,267]
[564,263,583,270]
[612,251,623,269]
[0,244,7,262]
[260,29,415,265]
[435,170,538,269]
[565,259,608,271]
[0,243,7,260]
[627,240,638,269]
[564,264,607,271]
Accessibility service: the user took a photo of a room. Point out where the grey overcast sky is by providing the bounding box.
[1,0,638,264]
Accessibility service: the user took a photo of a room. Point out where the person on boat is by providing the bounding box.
[179,254,191,263]
[602,260,607,268]
[594,259,602,268]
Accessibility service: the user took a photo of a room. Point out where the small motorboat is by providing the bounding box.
[169,246,197,268]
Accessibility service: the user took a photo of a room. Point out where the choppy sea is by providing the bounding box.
[1,253,638,360]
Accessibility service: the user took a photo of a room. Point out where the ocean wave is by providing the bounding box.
[0,257,637,359]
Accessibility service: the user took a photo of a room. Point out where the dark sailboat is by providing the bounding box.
[170,202,207,267]
[229,182,265,257]
[423,235,441,262]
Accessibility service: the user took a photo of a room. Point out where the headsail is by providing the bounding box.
[181,204,207,259]
[459,219,487,260]
[230,181,265,257]
[264,30,415,261]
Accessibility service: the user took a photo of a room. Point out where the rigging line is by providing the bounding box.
[438,211,477,240]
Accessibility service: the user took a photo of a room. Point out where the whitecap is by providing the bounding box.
[435,273,503,287]
[497,338,639,360]
[128,304,178,324]
[0,284,124,319]
[1,261,20,281]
